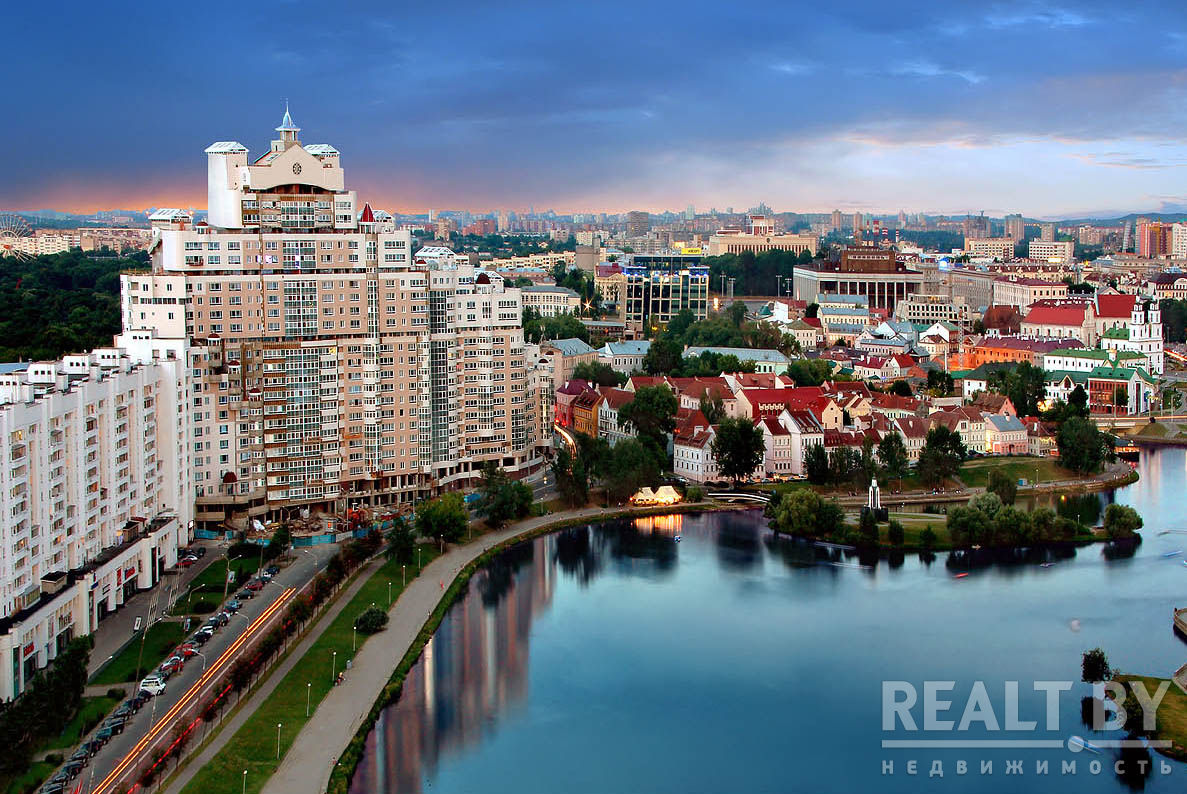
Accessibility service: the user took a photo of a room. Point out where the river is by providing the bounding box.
[350,447,1187,793]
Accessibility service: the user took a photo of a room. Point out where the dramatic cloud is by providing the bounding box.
[2,0,1187,217]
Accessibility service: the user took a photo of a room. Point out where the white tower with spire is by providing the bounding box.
[868,477,881,511]
[273,102,301,152]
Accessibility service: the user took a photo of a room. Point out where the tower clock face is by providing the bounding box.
[293,163,302,175]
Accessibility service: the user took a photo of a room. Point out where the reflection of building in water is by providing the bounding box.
[351,537,555,794]
[632,513,684,536]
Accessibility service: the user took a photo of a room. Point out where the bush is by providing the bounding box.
[106,687,126,700]
[354,607,389,635]
[887,520,905,547]
[45,754,63,765]
[919,527,937,549]
[685,486,705,503]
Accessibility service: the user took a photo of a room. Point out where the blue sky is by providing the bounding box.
[4,0,1187,217]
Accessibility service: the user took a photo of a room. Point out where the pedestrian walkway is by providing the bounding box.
[163,554,387,794]
[261,504,679,794]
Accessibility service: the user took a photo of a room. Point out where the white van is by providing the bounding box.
[139,675,166,696]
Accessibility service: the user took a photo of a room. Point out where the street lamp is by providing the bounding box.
[242,770,247,794]
[402,565,406,587]
[306,682,311,717]
[331,650,337,685]
[276,723,282,759]
[387,581,392,606]
[352,624,357,653]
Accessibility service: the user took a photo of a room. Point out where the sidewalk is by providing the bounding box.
[163,554,388,794]
[89,544,223,678]
[262,504,656,794]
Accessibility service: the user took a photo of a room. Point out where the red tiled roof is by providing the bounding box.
[1024,304,1087,326]
[1096,293,1136,319]
[761,416,789,436]
[599,387,634,410]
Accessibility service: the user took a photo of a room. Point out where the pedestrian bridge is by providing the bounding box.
[708,491,771,504]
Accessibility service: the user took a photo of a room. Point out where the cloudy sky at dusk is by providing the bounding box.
[5,0,1187,218]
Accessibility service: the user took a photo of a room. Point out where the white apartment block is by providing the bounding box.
[0,345,192,700]
[964,238,1015,260]
[1027,239,1075,264]
[521,284,580,317]
[121,111,544,532]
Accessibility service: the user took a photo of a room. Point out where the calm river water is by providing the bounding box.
[350,447,1187,793]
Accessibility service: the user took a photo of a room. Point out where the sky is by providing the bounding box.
[4,0,1187,219]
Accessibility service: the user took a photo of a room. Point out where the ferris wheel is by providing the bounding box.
[0,213,32,259]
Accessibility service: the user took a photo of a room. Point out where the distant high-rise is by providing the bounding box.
[1004,213,1026,242]
[1039,223,1056,242]
[626,210,651,237]
[853,212,864,233]
[830,210,843,232]
[1137,222,1173,258]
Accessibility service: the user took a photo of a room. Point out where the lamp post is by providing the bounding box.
[331,651,337,685]
[306,682,311,717]
[387,581,392,606]
[352,624,357,653]
[276,723,282,759]
[242,770,247,794]
[402,565,406,587]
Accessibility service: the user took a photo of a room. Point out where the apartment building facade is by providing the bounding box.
[121,112,543,532]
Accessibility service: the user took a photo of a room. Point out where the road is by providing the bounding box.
[63,544,338,794]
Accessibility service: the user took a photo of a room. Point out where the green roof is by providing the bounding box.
[1102,327,1130,340]
[1045,369,1089,385]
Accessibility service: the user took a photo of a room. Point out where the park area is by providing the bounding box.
[91,621,187,685]
[957,456,1073,488]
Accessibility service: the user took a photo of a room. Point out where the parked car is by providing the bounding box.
[139,675,166,696]
[39,781,66,794]
[190,632,209,647]
[160,657,184,675]
[225,599,242,613]
[83,738,106,754]
[259,571,273,582]
[61,761,84,779]
[93,726,116,743]
[212,611,230,627]
[178,557,196,568]
[245,579,265,592]
[264,565,280,576]
[187,546,207,558]
[69,747,91,765]
[113,703,134,719]
[237,589,254,600]
[177,643,198,658]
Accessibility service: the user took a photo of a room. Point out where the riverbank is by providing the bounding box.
[255,500,749,794]
[1115,674,1187,763]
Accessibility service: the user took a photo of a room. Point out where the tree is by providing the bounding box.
[1056,416,1113,474]
[642,337,683,374]
[986,467,1018,506]
[1103,504,1143,540]
[414,492,469,543]
[786,358,832,387]
[711,417,766,485]
[765,490,846,540]
[1031,507,1057,543]
[698,391,727,424]
[889,380,913,397]
[384,521,417,563]
[858,509,878,546]
[947,505,993,548]
[887,519,905,546]
[918,426,966,486]
[1068,385,1089,417]
[828,446,860,487]
[805,443,830,485]
[877,434,909,483]
[919,527,937,549]
[926,369,954,397]
[475,463,533,528]
[618,385,679,462]
[1081,648,1111,683]
[354,607,389,634]
[602,438,660,503]
[994,505,1032,546]
[552,447,590,507]
[725,301,748,328]
[573,360,625,387]
[805,302,819,319]
[986,361,1048,416]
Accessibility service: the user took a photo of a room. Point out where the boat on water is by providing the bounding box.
[1164,550,1182,558]
[1040,562,1055,568]
[954,572,969,579]
[674,534,682,542]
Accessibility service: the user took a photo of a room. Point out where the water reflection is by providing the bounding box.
[349,449,1187,794]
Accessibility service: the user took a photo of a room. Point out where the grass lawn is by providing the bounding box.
[881,514,952,549]
[1116,675,1187,761]
[91,620,187,685]
[958,456,1072,488]
[4,761,54,794]
[181,547,444,794]
[43,695,119,750]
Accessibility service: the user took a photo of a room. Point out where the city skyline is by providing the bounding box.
[5,1,1187,217]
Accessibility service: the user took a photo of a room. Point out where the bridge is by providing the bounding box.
[1092,413,1187,431]
[708,491,772,504]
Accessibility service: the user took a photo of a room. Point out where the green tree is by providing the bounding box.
[602,438,661,503]
[710,417,767,485]
[384,521,417,563]
[805,443,830,485]
[475,463,533,528]
[828,446,860,487]
[986,467,1018,506]
[618,385,679,463]
[919,526,937,549]
[573,360,626,387]
[994,505,1032,545]
[918,426,966,486]
[1068,385,1089,417]
[786,358,832,387]
[1103,504,1143,540]
[877,434,909,483]
[552,447,590,507]
[1081,648,1111,683]
[858,509,878,546]
[887,519,905,546]
[1031,507,1057,543]
[766,489,847,539]
[725,301,748,328]
[926,369,954,397]
[1056,416,1113,474]
[889,380,913,398]
[354,606,389,634]
[642,337,683,374]
[698,391,727,424]
[414,492,469,543]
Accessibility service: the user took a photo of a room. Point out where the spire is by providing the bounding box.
[276,101,300,134]
[359,203,375,224]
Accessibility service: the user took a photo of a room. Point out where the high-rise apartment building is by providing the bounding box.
[121,111,543,532]
[625,211,651,237]
[1137,222,1173,258]
[1039,223,1056,242]
[1004,213,1026,242]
